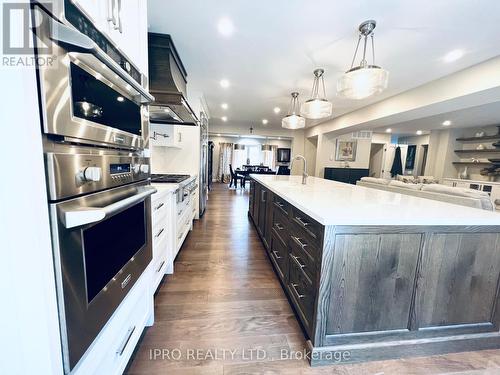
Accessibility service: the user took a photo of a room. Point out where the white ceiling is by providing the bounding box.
[373,102,500,136]
[147,0,500,131]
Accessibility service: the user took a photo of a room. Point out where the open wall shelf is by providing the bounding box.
[454,149,500,154]
[456,135,500,142]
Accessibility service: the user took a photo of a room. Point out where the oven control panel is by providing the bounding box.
[45,152,151,201]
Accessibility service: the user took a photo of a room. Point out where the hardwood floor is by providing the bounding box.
[126,183,500,375]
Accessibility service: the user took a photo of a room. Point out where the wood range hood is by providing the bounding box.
[148,32,198,126]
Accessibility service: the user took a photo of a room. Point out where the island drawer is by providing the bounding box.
[290,236,316,283]
[288,253,315,331]
[272,205,289,245]
[290,206,323,243]
[273,195,290,215]
[289,223,321,262]
[270,231,289,282]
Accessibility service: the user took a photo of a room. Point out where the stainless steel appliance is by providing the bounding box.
[46,147,155,372]
[151,174,196,205]
[33,2,154,150]
[33,2,155,372]
[199,113,209,215]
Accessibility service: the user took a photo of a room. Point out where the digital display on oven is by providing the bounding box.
[110,163,130,174]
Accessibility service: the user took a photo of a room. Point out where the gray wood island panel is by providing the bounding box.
[249,175,500,366]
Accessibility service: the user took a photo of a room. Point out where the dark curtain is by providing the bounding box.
[390,146,403,177]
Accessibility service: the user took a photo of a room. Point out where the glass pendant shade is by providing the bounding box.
[282,92,306,129]
[282,114,305,129]
[234,144,245,150]
[301,68,333,119]
[337,20,389,100]
[337,66,389,100]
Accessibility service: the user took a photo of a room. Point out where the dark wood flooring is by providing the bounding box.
[126,183,500,374]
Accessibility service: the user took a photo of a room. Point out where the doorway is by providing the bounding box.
[419,144,429,176]
[305,136,318,177]
[369,143,385,178]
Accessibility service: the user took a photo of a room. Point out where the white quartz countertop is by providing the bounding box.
[251,175,500,226]
[150,182,179,194]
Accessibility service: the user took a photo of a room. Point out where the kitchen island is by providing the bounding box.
[248,175,500,366]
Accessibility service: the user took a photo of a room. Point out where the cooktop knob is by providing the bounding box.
[83,166,102,182]
[140,164,149,174]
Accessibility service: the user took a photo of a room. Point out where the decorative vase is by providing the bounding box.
[458,166,469,180]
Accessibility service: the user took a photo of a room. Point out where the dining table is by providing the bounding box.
[235,168,276,188]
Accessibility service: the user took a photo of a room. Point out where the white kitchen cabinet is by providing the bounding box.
[76,0,148,75]
[151,188,176,290]
[150,124,189,149]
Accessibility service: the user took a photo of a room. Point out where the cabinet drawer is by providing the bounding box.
[288,253,315,331]
[273,195,289,215]
[152,223,168,247]
[270,231,289,282]
[272,206,289,246]
[289,236,316,283]
[290,206,323,244]
[289,222,321,262]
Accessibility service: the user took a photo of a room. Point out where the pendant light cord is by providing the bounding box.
[371,33,375,65]
[350,34,362,69]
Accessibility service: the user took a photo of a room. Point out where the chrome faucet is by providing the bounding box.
[291,155,308,184]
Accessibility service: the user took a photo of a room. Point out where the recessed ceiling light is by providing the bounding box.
[217,17,234,37]
[221,116,228,122]
[217,133,221,136]
[443,49,464,63]
[273,107,281,114]
[163,108,170,113]
[385,128,392,133]
[221,103,228,110]
[262,119,268,125]
[116,96,124,102]
[416,130,423,135]
[278,137,281,140]
[442,120,452,126]
[220,79,230,88]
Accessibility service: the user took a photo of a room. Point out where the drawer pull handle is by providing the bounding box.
[295,216,310,227]
[276,201,284,208]
[292,236,308,249]
[154,202,164,211]
[291,283,304,299]
[155,228,165,238]
[292,255,306,269]
[178,232,184,240]
[275,223,284,230]
[272,250,282,260]
[121,274,131,289]
[116,326,136,356]
[156,260,165,273]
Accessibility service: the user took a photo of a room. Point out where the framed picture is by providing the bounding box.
[335,140,357,161]
[276,148,291,163]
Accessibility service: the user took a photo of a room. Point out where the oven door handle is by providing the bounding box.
[62,187,157,229]
[49,20,155,104]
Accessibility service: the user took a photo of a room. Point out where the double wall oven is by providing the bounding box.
[33,1,155,372]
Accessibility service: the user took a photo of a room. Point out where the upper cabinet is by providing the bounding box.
[73,0,148,76]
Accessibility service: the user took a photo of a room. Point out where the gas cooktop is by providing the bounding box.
[151,174,191,183]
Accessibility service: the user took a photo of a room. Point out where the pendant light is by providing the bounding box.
[337,20,389,100]
[261,137,272,151]
[301,69,332,119]
[234,144,245,150]
[282,92,306,129]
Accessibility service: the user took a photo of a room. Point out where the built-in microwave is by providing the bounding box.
[33,2,154,150]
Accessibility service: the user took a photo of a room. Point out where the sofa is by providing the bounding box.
[357,176,495,211]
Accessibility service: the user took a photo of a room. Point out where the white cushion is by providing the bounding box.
[389,180,423,190]
[417,175,437,184]
[396,174,417,183]
[422,184,493,210]
[360,177,390,185]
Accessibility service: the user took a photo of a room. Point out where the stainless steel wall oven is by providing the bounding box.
[33,1,156,372]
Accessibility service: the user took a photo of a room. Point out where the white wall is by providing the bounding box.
[151,125,201,175]
[0,12,63,374]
